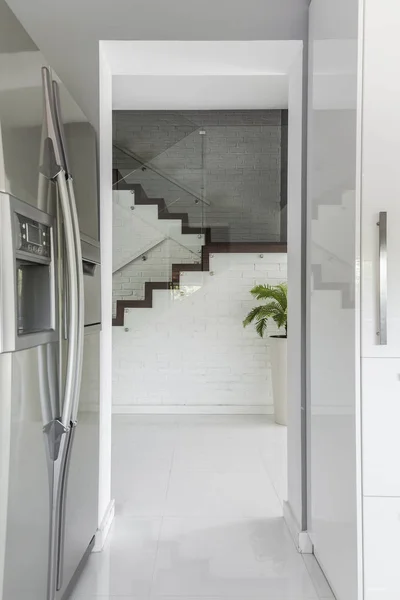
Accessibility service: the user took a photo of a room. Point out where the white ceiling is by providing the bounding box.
[5,0,309,126]
[109,40,302,110]
[105,40,303,76]
[113,75,289,110]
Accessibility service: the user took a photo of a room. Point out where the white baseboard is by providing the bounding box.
[112,405,274,415]
[93,499,115,552]
[283,501,313,554]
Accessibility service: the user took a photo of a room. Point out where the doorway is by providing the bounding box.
[80,39,333,600]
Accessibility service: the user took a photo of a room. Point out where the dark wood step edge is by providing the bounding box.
[113,242,287,326]
[113,170,213,242]
[113,282,171,326]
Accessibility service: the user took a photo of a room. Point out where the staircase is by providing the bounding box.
[112,171,286,326]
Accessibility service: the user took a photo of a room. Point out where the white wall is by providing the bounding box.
[97,45,114,540]
[113,253,287,413]
[286,48,304,535]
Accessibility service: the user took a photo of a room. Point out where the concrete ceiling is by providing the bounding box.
[5,0,309,126]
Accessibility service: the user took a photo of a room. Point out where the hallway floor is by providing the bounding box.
[71,415,334,599]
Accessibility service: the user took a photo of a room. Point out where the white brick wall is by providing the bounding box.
[112,253,287,412]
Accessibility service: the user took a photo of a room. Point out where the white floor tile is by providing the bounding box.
[164,470,283,518]
[71,518,161,598]
[151,516,318,598]
[112,436,175,473]
[112,417,177,473]
[172,432,265,473]
[75,415,332,600]
[113,469,171,517]
[176,415,278,449]
[260,428,288,505]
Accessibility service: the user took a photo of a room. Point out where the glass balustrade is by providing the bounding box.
[112,110,288,322]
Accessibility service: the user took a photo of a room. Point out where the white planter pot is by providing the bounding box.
[269,336,287,426]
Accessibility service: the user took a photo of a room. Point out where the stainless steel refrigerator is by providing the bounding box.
[0,3,101,599]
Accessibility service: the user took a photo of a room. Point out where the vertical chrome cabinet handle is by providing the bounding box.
[378,211,388,345]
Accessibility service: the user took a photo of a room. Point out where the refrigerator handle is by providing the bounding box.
[67,176,84,423]
[52,80,70,180]
[52,79,84,424]
[56,170,79,428]
[41,67,78,428]
[40,67,65,177]
[52,79,85,425]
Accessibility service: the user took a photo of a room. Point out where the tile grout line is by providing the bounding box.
[148,421,179,597]
[257,446,286,512]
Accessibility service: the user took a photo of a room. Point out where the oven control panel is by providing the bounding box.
[15,213,51,259]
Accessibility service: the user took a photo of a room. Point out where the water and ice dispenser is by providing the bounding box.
[0,193,57,353]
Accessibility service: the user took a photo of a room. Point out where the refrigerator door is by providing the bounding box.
[0,6,100,600]
[56,328,100,599]
[0,345,58,600]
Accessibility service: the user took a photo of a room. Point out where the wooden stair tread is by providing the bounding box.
[113,242,287,325]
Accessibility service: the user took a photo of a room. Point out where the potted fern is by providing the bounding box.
[243,283,287,425]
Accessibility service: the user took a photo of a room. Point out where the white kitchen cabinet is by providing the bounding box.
[362,358,400,497]
[364,497,400,599]
[361,0,400,358]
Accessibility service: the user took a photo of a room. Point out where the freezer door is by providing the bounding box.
[56,329,100,599]
[0,345,58,600]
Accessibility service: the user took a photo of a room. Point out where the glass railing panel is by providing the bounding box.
[113,128,207,212]
[113,110,288,245]
[112,183,205,320]
[112,110,289,327]
[199,121,287,243]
